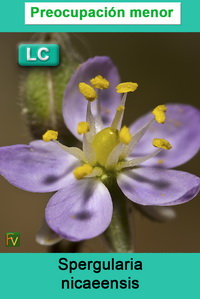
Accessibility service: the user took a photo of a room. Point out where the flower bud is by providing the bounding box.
[20,33,83,144]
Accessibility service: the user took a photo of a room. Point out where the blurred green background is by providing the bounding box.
[0,33,200,252]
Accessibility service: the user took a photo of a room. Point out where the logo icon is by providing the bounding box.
[5,232,20,247]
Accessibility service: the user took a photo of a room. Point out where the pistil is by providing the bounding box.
[92,127,120,166]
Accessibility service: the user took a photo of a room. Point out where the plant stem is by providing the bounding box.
[103,183,134,253]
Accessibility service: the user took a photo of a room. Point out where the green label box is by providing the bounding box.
[18,44,60,66]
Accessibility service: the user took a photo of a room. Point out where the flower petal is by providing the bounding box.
[129,104,200,168]
[36,219,62,246]
[63,56,121,140]
[45,177,113,241]
[137,206,176,222]
[117,167,200,206]
[0,140,78,192]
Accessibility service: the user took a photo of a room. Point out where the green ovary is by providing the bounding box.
[92,127,120,166]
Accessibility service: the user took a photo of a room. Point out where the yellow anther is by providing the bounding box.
[42,130,58,142]
[152,105,167,124]
[77,122,90,135]
[73,164,93,180]
[90,75,110,89]
[153,138,172,150]
[117,105,125,111]
[119,126,132,144]
[155,105,166,112]
[116,82,138,93]
[78,82,97,102]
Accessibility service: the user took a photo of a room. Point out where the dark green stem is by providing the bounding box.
[103,183,134,253]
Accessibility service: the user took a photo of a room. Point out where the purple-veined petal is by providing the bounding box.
[129,104,200,168]
[45,177,113,241]
[63,56,121,140]
[0,140,78,192]
[117,167,200,206]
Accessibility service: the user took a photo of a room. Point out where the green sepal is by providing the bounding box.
[20,33,83,144]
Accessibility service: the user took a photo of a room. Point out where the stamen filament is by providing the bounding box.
[53,140,86,162]
[95,89,103,129]
[105,143,124,170]
[83,134,97,166]
[120,118,155,159]
[85,167,103,178]
[111,93,127,129]
[117,149,161,170]
[86,102,96,141]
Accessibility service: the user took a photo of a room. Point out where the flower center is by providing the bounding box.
[41,75,173,181]
[92,127,120,166]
